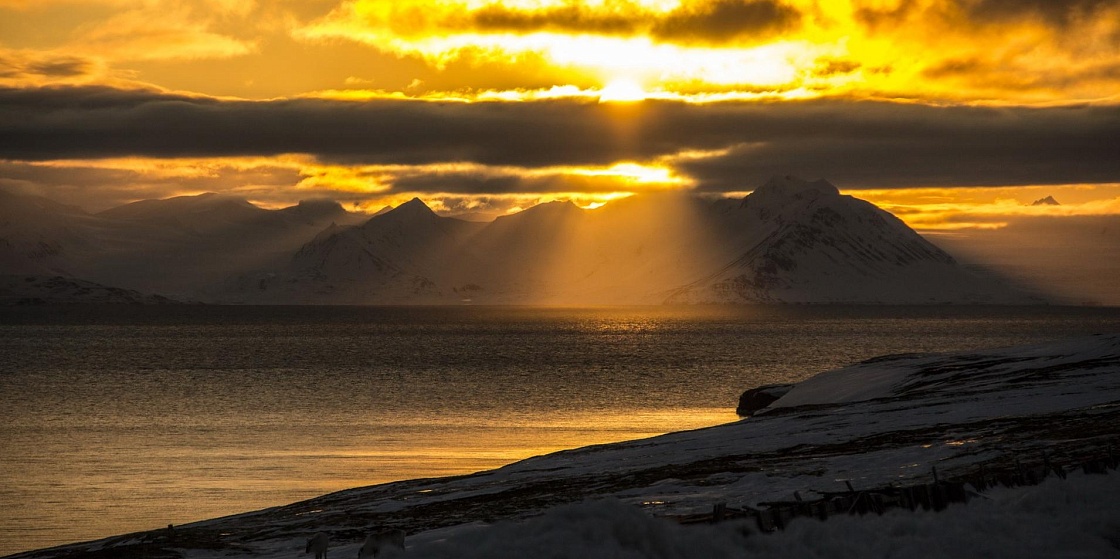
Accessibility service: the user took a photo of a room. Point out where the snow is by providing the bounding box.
[11,333,1119,558]
[398,473,1120,559]
[164,472,1120,559]
[770,334,1120,409]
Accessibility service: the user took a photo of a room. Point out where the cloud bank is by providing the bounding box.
[3,86,1118,192]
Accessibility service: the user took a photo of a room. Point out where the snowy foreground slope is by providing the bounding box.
[15,335,1120,559]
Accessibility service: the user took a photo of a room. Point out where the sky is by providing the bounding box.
[0,0,1119,226]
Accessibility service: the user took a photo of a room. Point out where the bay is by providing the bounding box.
[2,305,1119,555]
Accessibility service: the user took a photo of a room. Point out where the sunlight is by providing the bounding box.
[598,78,648,103]
[572,162,691,188]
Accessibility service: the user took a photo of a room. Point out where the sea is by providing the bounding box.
[2,304,1120,556]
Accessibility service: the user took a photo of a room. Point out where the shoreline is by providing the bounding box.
[8,334,1119,558]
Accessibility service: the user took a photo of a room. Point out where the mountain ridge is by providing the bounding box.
[242,176,1039,305]
[0,179,1043,305]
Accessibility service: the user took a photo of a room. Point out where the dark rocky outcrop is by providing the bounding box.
[736,384,794,416]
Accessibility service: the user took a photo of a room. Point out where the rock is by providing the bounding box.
[736,384,794,416]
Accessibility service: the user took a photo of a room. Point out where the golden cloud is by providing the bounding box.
[292,0,1120,102]
[853,184,1120,231]
[1,155,693,215]
[70,7,257,62]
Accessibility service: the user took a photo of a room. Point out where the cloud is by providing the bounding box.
[1,86,1119,191]
[959,0,1120,27]
[652,0,801,43]
[291,0,1120,103]
[855,0,1120,29]
[462,0,801,45]
[0,50,102,85]
[468,2,642,36]
[71,7,257,61]
[0,157,307,211]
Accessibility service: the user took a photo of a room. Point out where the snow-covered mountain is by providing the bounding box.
[240,176,1035,305]
[666,176,1027,304]
[0,190,364,302]
[1,177,1041,304]
[244,198,485,304]
[18,334,1120,558]
[0,189,102,277]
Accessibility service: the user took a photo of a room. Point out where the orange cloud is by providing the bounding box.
[293,0,1120,103]
[852,184,1120,231]
[70,7,257,62]
[0,155,691,215]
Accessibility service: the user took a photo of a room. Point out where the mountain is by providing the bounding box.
[0,275,180,305]
[2,178,1041,304]
[97,192,265,227]
[0,189,112,278]
[1031,195,1060,206]
[238,176,1035,305]
[665,176,1030,304]
[0,190,364,300]
[243,198,485,304]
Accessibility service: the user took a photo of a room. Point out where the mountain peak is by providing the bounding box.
[281,199,346,222]
[390,197,436,216]
[521,199,582,215]
[1031,195,1060,206]
[97,192,260,220]
[363,197,439,228]
[492,199,583,227]
[295,198,343,211]
[752,175,839,199]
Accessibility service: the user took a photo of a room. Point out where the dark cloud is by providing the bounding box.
[470,3,640,35]
[857,0,1120,29]
[0,159,305,211]
[653,0,801,43]
[392,171,528,194]
[1,85,1119,190]
[961,0,1120,27]
[0,53,98,80]
[853,0,920,29]
[677,104,1120,189]
[812,58,862,77]
[463,0,800,45]
[923,57,1120,91]
[26,56,96,78]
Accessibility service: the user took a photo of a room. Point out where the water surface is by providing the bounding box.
[3,305,1119,555]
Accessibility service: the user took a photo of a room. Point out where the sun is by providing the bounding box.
[598,78,648,103]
